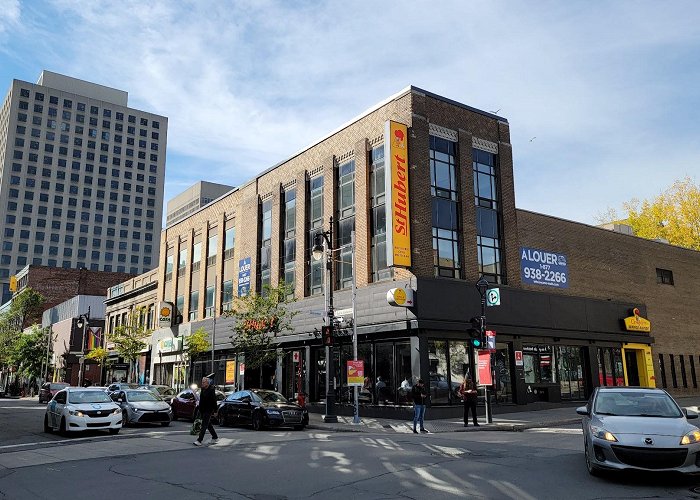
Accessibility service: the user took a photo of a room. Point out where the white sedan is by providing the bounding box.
[44,387,122,435]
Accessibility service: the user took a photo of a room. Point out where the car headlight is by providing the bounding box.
[112,408,122,415]
[67,407,84,417]
[590,425,617,442]
[680,429,700,445]
[267,409,281,415]
[132,407,141,413]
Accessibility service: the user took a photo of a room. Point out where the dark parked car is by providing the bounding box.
[578,387,700,475]
[170,388,225,422]
[111,389,172,427]
[38,382,69,403]
[217,389,308,431]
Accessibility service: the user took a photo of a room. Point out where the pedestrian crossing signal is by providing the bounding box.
[322,325,333,346]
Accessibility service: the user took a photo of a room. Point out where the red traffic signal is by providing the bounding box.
[322,325,333,346]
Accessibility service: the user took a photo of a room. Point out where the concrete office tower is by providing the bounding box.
[166,181,233,227]
[0,70,168,303]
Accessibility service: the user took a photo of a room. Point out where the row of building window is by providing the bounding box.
[18,88,160,128]
[14,129,159,147]
[1,251,149,264]
[2,236,151,249]
[1,261,144,275]
[12,147,159,164]
[3,217,154,236]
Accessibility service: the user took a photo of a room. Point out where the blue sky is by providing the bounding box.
[1,0,699,225]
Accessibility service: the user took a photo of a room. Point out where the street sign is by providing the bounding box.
[293,351,300,363]
[515,350,523,366]
[486,288,500,307]
[239,363,245,376]
[334,308,353,318]
[477,351,492,386]
[486,330,496,352]
[347,360,364,386]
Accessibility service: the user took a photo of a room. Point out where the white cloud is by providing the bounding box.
[3,0,699,223]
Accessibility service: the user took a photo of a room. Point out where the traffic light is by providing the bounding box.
[468,317,484,349]
[322,325,333,346]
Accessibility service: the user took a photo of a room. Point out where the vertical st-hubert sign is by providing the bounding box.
[384,120,411,267]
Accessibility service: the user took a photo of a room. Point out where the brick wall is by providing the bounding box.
[517,209,700,395]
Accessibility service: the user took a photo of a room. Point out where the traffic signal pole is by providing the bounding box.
[476,278,493,424]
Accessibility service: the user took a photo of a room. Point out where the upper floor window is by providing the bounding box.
[308,176,324,296]
[207,234,217,266]
[431,135,461,279]
[192,241,202,272]
[337,160,355,289]
[473,148,503,284]
[224,226,235,260]
[656,268,674,285]
[370,145,391,282]
[259,199,273,292]
[282,189,296,294]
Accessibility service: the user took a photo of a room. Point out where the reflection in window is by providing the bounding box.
[282,189,296,294]
[523,345,556,384]
[308,176,324,295]
[337,161,355,289]
[370,146,391,281]
[473,148,504,284]
[259,199,272,293]
[431,136,460,278]
[428,340,449,404]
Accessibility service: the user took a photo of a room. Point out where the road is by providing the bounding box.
[1,398,700,499]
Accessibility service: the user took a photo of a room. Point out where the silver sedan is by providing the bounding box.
[111,389,172,427]
[578,387,700,475]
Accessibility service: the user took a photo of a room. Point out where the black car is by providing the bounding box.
[217,389,308,431]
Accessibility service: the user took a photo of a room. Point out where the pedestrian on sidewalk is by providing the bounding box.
[459,375,479,427]
[193,376,219,446]
[412,378,428,433]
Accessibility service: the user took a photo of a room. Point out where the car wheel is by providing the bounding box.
[160,421,170,427]
[584,439,602,477]
[59,417,67,437]
[252,412,264,431]
[44,414,52,433]
[109,428,120,435]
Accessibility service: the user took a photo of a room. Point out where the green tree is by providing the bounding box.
[10,325,50,380]
[0,288,46,386]
[110,307,150,383]
[605,177,700,251]
[183,327,210,384]
[86,347,109,385]
[225,282,297,369]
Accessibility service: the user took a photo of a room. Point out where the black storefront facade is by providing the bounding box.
[178,276,652,417]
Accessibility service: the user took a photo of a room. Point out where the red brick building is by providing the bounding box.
[140,86,698,413]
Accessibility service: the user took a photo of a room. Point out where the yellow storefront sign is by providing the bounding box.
[384,120,411,267]
[225,360,236,385]
[623,308,651,333]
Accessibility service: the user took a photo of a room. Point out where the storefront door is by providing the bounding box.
[625,350,640,386]
[622,343,655,388]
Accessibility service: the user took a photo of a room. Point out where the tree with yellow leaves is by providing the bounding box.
[620,177,700,250]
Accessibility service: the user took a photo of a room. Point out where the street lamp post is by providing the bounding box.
[312,216,338,423]
[75,306,91,388]
[475,278,493,424]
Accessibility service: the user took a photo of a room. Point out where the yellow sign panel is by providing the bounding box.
[385,120,411,267]
[9,276,17,292]
[623,308,651,333]
[225,361,236,385]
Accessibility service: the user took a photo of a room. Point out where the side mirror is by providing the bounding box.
[684,408,699,419]
[576,406,589,416]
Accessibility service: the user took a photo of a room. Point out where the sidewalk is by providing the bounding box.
[306,396,700,434]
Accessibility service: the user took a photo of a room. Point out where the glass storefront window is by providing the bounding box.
[556,346,585,400]
[375,343,394,404]
[428,340,449,404]
[396,343,412,405]
[598,347,625,387]
[494,342,512,403]
[523,345,556,384]
[449,341,470,403]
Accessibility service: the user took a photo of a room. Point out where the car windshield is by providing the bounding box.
[68,391,112,404]
[126,391,161,402]
[253,390,288,403]
[50,383,69,390]
[594,391,682,418]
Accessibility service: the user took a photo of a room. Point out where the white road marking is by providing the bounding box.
[525,427,582,434]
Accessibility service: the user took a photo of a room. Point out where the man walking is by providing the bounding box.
[459,375,479,427]
[194,376,219,446]
[411,378,428,433]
